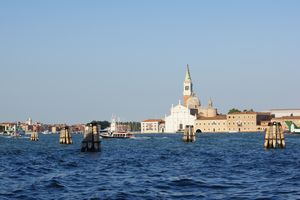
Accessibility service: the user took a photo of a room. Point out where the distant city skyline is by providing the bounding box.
[0,0,299,124]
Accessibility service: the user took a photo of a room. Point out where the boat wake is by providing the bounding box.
[133,136,151,140]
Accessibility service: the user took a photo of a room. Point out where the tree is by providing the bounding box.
[89,121,111,130]
[228,108,241,114]
[119,121,141,132]
[243,109,254,112]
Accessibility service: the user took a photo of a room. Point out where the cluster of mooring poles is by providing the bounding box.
[28,122,101,152]
[60,126,73,144]
[264,122,286,149]
[81,122,101,152]
[183,125,196,142]
[30,127,39,141]
[30,131,39,141]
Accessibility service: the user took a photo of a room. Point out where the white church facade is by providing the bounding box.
[164,65,218,133]
[165,103,197,133]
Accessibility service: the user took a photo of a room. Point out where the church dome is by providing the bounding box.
[186,96,201,109]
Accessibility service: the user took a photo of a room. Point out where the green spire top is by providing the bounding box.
[185,64,192,81]
[208,98,213,108]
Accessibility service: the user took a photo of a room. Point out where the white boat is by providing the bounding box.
[291,124,300,133]
[42,130,50,134]
[229,131,239,133]
[100,131,134,139]
[99,117,134,139]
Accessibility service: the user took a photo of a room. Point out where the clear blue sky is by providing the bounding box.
[0,0,299,124]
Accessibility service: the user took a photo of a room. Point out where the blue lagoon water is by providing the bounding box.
[0,133,300,199]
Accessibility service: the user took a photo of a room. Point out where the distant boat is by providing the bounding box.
[100,131,134,139]
[291,123,300,134]
[176,130,184,133]
[42,130,50,135]
[100,117,134,138]
[285,121,300,134]
[12,129,25,137]
[229,131,239,133]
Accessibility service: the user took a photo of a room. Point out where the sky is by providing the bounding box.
[0,0,299,124]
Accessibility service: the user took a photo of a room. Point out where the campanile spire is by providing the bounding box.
[185,64,192,81]
[183,64,193,106]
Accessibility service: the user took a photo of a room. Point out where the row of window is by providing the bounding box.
[196,122,226,126]
[202,128,227,131]
[228,122,255,125]
[228,116,255,119]
[202,127,261,132]
[196,122,255,126]
[142,126,158,128]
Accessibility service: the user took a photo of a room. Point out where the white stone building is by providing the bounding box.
[165,103,197,133]
[143,65,219,133]
[141,119,165,133]
[164,65,218,133]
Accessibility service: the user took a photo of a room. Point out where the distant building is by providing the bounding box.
[198,99,218,118]
[183,65,218,118]
[0,124,5,133]
[51,126,58,133]
[20,124,33,132]
[165,103,197,133]
[27,117,32,126]
[141,119,165,133]
[147,65,294,134]
[195,112,272,133]
[195,115,227,133]
[116,124,131,132]
[71,124,85,133]
[227,112,272,132]
[0,123,17,134]
[270,109,300,118]
[164,65,218,133]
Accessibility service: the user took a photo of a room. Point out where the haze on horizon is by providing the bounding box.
[0,0,299,124]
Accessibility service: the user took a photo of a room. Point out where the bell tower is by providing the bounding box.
[183,64,193,107]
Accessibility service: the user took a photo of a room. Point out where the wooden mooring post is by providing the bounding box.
[264,122,285,149]
[30,126,39,141]
[30,131,39,141]
[81,122,101,152]
[60,126,73,144]
[183,125,196,142]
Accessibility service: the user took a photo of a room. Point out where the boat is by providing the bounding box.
[99,117,135,139]
[12,124,26,137]
[42,130,50,134]
[11,129,25,137]
[290,123,300,134]
[100,131,134,139]
[229,131,238,133]
[285,121,300,134]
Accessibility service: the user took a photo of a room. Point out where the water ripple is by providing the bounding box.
[0,133,300,199]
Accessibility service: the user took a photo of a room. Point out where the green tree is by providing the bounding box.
[89,121,111,130]
[243,109,255,112]
[228,108,241,114]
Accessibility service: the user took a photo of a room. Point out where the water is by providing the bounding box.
[1,133,300,200]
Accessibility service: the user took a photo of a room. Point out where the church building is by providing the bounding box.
[165,65,218,133]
